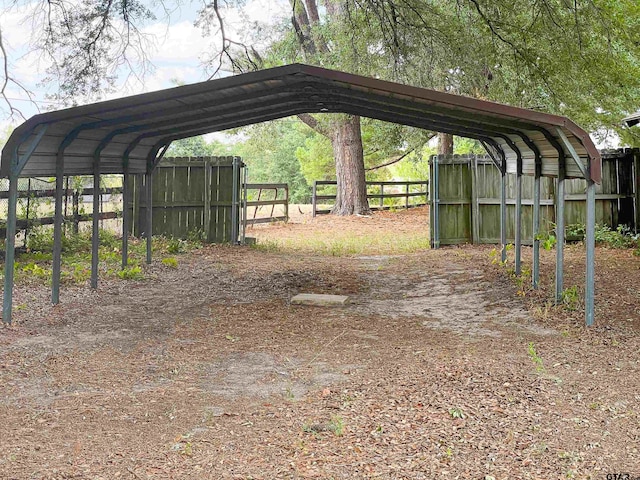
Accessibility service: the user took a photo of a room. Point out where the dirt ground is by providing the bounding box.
[1,206,639,479]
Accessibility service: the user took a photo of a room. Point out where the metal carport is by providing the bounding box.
[1,63,601,325]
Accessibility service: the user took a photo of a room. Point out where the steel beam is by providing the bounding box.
[52,152,65,304]
[146,172,153,264]
[2,175,19,324]
[555,173,566,303]
[500,171,507,263]
[231,157,240,243]
[122,168,130,269]
[432,156,440,248]
[91,160,101,289]
[555,127,589,179]
[532,172,541,288]
[515,170,522,276]
[585,179,596,326]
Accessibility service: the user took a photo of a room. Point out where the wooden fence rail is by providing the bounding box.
[312,180,428,216]
[0,185,123,241]
[244,183,289,226]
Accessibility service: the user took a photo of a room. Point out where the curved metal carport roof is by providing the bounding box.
[2,63,600,181]
[1,63,600,326]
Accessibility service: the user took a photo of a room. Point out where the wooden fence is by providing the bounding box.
[311,180,428,216]
[129,157,243,243]
[0,182,122,241]
[431,149,639,245]
[245,183,289,226]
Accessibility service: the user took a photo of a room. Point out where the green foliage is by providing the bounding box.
[560,286,580,311]
[166,136,235,158]
[535,231,557,251]
[448,407,466,419]
[117,266,144,280]
[528,342,546,374]
[594,224,636,248]
[166,238,187,254]
[161,257,178,268]
[235,120,314,203]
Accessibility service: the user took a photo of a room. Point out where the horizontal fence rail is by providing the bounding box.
[244,183,289,226]
[0,183,123,242]
[312,180,428,216]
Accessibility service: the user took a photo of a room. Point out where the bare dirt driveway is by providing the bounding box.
[1,206,639,479]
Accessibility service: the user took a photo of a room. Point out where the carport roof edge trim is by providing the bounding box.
[1,63,601,183]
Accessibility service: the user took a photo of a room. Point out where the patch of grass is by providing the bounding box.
[527,342,546,374]
[256,233,430,256]
[560,285,580,311]
[251,239,281,253]
[328,415,344,436]
[162,256,179,268]
[116,266,144,280]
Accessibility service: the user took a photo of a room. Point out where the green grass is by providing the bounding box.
[3,226,201,286]
[252,232,430,256]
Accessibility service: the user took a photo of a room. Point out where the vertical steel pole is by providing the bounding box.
[585,179,596,326]
[122,170,130,269]
[52,153,65,304]
[500,171,507,263]
[3,175,19,324]
[231,157,239,244]
[515,171,522,275]
[91,161,101,289]
[532,173,541,288]
[146,172,153,264]
[433,156,440,248]
[555,174,566,303]
[242,165,248,243]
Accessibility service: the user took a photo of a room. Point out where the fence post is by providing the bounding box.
[379,184,384,209]
[312,181,317,217]
[73,189,80,234]
[284,184,289,222]
[405,183,410,209]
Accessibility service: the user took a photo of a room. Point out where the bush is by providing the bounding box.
[594,224,636,249]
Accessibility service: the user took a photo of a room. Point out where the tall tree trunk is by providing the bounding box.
[438,132,454,154]
[330,115,370,215]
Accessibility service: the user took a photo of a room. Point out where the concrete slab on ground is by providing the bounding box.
[291,293,350,306]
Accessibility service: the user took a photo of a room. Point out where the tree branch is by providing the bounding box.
[297,113,331,138]
[365,148,415,171]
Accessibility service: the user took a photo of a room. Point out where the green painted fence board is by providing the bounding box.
[130,156,242,243]
[431,150,638,245]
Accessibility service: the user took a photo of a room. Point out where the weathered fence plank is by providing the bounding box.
[431,149,639,246]
[129,156,242,243]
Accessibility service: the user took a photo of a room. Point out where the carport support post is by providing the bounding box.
[2,174,19,324]
[532,171,541,288]
[122,168,130,269]
[585,179,596,326]
[500,170,507,262]
[91,161,101,289]
[52,153,65,304]
[515,170,522,276]
[555,172,566,303]
[146,172,153,264]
